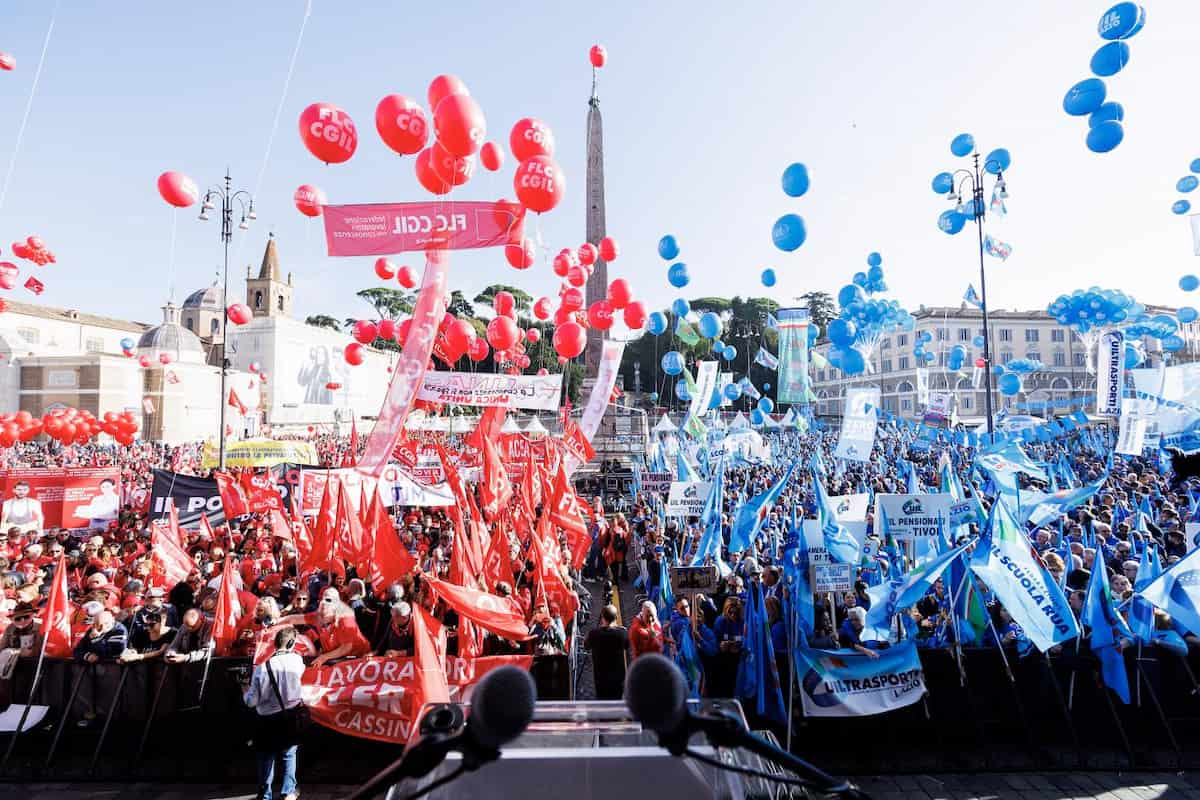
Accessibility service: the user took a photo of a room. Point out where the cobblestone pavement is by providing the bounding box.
[10,773,1200,799]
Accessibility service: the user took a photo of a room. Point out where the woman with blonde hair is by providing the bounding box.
[278,586,370,667]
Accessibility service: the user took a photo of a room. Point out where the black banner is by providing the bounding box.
[150,469,224,528]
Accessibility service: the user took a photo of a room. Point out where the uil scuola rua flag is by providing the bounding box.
[862,541,971,642]
[422,574,530,641]
[1082,546,1134,703]
[795,639,926,718]
[211,556,241,656]
[729,462,797,554]
[40,554,72,658]
[969,497,1079,652]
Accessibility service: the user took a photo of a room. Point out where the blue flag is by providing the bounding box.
[729,462,796,554]
[963,284,982,309]
[676,447,701,482]
[975,440,1048,494]
[783,525,814,641]
[689,453,727,569]
[735,581,787,723]
[811,465,860,564]
[1019,474,1108,527]
[754,346,779,370]
[862,541,970,641]
[1082,552,1133,703]
[1136,545,1200,637]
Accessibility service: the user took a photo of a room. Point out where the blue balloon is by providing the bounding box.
[675,380,690,401]
[827,318,856,346]
[998,373,1022,396]
[841,348,865,375]
[671,298,690,317]
[119,337,135,350]
[923,351,935,364]
[649,392,659,402]
[658,235,679,260]
[763,382,771,390]
[1178,176,1199,193]
[723,383,741,401]
[866,252,882,267]
[1180,307,1198,324]
[1164,335,1186,353]
[938,210,966,235]
[852,272,868,288]
[972,335,985,348]
[984,148,1011,174]
[781,162,810,197]
[647,311,668,335]
[1064,78,1107,117]
[662,351,684,376]
[867,265,884,282]
[1090,41,1130,77]
[931,172,953,194]
[837,284,863,308]
[698,312,722,339]
[712,340,725,354]
[1099,2,1144,41]
[1173,200,1192,216]
[1193,158,1200,175]
[761,268,777,287]
[667,262,690,288]
[1088,102,1125,128]
[1086,121,1124,153]
[950,133,975,157]
[722,345,736,361]
[758,398,774,413]
[1123,343,1143,369]
[771,214,807,252]
[991,365,1005,376]
[807,325,819,344]
[1180,275,1199,292]
[750,409,765,426]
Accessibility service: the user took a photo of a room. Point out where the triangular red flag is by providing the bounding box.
[464,405,506,451]
[299,472,339,576]
[481,517,513,591]
[478,434,513,522]
[334,481,365,571]
[40,554,73,658]
[409,604,450,723]
[228,387,248,416]
[368,491,415,594]
[423,574,531,642]
[211,555,241,656]
[151,523,194,586]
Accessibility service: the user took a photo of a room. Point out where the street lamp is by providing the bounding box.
[198,171,255,469]
[941,150,1007,437]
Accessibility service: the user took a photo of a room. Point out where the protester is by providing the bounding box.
[584,604,629,699]
[243,625,306,800]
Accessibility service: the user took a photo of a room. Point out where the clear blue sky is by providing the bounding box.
[1,1,1198,329]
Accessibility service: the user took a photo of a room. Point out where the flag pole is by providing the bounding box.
[0,622,51,769]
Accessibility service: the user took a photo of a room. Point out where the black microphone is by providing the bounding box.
[346,665,536,800]
[624,654,869,799]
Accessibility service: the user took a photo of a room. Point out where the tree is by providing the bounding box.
[689,297,732,316]
[356,287,414,320]
[474,284,533,315]
[304,314,342,332]
[797,291,836,340]
[446,290,475,319]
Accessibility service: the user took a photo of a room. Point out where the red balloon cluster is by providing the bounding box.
[299,102,358,164]
[0,408,140,448]
[12,236,55,266]
[227,303,252,326]
[157,171,199,208]
[0,52,15,71]
[294,184,326,217]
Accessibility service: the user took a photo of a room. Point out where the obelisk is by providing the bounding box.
[583,89,607,374]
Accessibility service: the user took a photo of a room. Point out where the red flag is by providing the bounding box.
[289,488,312,565]
[23,275,44,295]
[214,470,250,517]
[463,405,506,451]
[240,470,284,513]
[199,510,216,540]
[211,555,241,656]
[334,481,366,572]
[548,460,588,569]
[151,525,194,587]
[228,387,247,416]
[423,574,531,642]
[481,518,513,591]
[40,554,72,658]
[561,416,596,464]
[478,433,513,521]
[410,605,450,722]
[368,491,415,593]
[357,482,377,577]
[529,527,579,633]
[166,500,185,546]
[299,472,339,576]
[434,443,469,511]
[268,507,293,543]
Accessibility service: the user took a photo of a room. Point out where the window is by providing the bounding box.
[901,398,912,411]
[1053,351,1066,367]
[936,328,948,341]
[897,334,908,347]
[17,327,38,344]
[85,337,103,353]
[184,317,194,332]
[1025,329,1039,342]
[898,356,910,370]
[1000,351,1013,364]
[1027,351,1041,362]
[879,338,890,349]
[998,329,1012,342]
[938,352,947,366]
[881,359,892,373]
[961,396,972,409]
[1073,352,1086,367]
[1051,329,1065,343]
[277,295,285,312]
[254,290,263,309]
[211,319,220,335]
[958,328,970,341]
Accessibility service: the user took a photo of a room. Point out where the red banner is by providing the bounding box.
[323,201,524,257]
[0,467,121,531]
[301,655,532,743]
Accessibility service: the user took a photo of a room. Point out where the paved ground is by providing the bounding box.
[10,773,1200,799]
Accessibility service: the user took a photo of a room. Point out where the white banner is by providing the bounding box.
[565,340,625,476]
[812,562,854,593]
[1191,213,1200,257]
[1116,398,1148,455]
[717,372,734,407]
[924,392,952,424]
[689,361,719,420]
[1096,330,1124,417]
[417,370,562,411]
[874,494,953,543]
[796,641,926,718]
[667,481,711,516]
[834,387,880,462]
[391,472,454,506]
[830,492,870,522]
[915,368,930,405]
[971,365,983,389]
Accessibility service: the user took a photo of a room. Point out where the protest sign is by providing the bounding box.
[151,469,224,528]
[834,387,880,462]
[323,201,523,256]
[416,370,562,411]
[641,472,672,494]
[830,492,869,522]
[812,562,853,593]
[874,494,952,543]
[667,481,711,517]
[670,565,720,595]
[1096,329,1124,417]
[0,468,121,531]
[796,640,927,717]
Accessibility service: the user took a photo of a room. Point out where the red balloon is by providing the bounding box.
[526,328,541,344]
[10,243,29,260]
[467,336,490,362]
[138,356,151,368]
[158,353,172,364]
[156,171,199,208]
[606,278,632,309]
[352,320,378,344]
[415,147,451,195]
[975,357,986,368]
[509,118,555,162]
[560,287,584,312]
[0,52,15,72]
[397,318,412,346]
[430,140,475,186]
[533,297,552,321]
[375,257,396,280]
[553,306,572,327]
[587,300,615,331]
[0,428,14,448]
[590,45,607,68]
[344,342,365,366]
[227,303,252,325]
[0,262,18,290]
[293,184,326,217]
[325,381,342,390]
[622,300,648,331]
[479,142,503,172]
[445,318,475,353]
[493,291,515,318]
[433,93,485,157]
[25,236,42,251]
[553,321,587,359]
[375,94,428,156]
[505,238,535,270]
[378,319,397,340]
[486,316,519,351]
[578,243,598,266]
[397,265,418,288]
[259,373,268,383]
[514,156,565,213]
[427,74,468,114]
[552,252,573,278]
[599,237,619,262]
[566,264,588,289]
[298,102,357,164]
[536,367,548,377]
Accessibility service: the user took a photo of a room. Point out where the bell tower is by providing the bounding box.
[245,234,293,319]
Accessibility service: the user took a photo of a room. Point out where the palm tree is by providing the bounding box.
[304,314,342,332]
[356,287,415,319]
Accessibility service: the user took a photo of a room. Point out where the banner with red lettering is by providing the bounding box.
[0,467,121,530]
[323,201,524,257]
[564,340,625,476]
[417,371,563,411]
[300,655,532,743]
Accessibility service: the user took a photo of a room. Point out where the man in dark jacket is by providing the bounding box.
[74,610,128,663]
[583,605,629,700]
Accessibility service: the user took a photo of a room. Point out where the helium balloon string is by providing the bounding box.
[0,1,58,214]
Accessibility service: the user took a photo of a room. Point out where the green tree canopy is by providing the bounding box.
[356,287,414,320]
[304,314,342,331]
[474,284,533,314]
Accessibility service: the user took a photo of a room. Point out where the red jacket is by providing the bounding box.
[629,616,663,658]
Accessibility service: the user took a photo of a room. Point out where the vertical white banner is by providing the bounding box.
[1116,398,1146,455]
[1191,213,1200,257]
[834,387,881,462]
[1096,329,1124,417]
[565,340,626,476]
[689,361,719,421]
[915,368,930,405]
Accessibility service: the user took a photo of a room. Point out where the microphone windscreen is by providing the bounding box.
[469,665,536,749]
[624,654,686,735]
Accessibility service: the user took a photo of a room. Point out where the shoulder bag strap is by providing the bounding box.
[264,657,287,710]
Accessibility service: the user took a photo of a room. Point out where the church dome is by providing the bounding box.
[182,282,224,310]
[138,302,206,365]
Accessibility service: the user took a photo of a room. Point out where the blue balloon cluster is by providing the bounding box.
[1046,287,1137,332]
[1170,158,1200,215]
[850,253,887,295]
[1064,3,1145,154]
[773,161,810,253]
[1005,358,1044,375]
[947,344,967,371]
[931,134,1009,233]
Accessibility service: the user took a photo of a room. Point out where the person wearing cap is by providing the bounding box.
[0,601,42,656]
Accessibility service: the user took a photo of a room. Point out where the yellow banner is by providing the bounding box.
[201,439,319,469]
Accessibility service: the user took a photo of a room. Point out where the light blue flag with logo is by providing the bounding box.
[1082,550,1134,703]
[1129,536,1162,645]
[1019,474,1108,527]
[975,440,1048,495]
[736,581,787,724]
[654,552,675,621]
[793,640,926,717]
[766,313,780,331]
[970,498,1079,652]
[689,453,728,571]
[984,234,1013,261]
[783,524,814,641]
[810,464,860,565]
[738,376,761,400]
[729,462,797,554]
[676,448,701,482]
[963,284,982,309]
[862,541,971,642]
[1136,545,1200,637]
[754,346,779,370]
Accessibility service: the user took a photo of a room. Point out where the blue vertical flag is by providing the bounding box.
[689,453,728,569]
[1136,545,1200,637]
[729,462,797,554]
[963,284,983,309]
[735,581,787,724]
[655,552,676,621]
[783,524,814,641]
[676,448,701,482]
[1021,475,1109,527]
[766,313,780,331]
[1081,552,1133,703]
[862,542,970,641]
[811,463,860,564]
